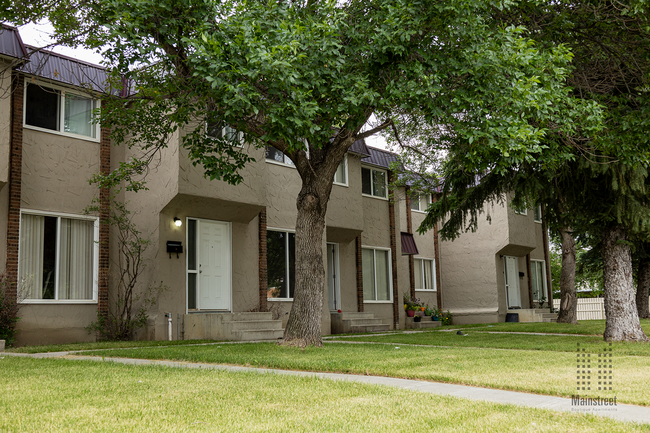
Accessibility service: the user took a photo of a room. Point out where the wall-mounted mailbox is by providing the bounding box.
[167,241,183,258]
[519,271,525,278]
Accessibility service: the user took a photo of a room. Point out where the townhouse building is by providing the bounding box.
[0,25,553,346]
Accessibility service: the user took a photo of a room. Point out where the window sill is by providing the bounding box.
[415,289,437,293]
[267,297,293,302]
[265,159,296,169]
[19,300,98,305]
[534,220,542,224]
[363,300,393,304]
[24,124,100,143]
[362,193,388,201]
[333,182,349,188]
[411,209,428,214]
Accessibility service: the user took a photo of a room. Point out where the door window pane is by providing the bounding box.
[188,273,197,309]
[187,219,197,270]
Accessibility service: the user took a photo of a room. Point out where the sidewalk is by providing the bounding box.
[3,350,649,425]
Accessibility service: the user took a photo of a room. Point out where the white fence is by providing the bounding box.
[553,298,605,320]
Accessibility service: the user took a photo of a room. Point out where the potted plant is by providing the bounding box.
[403,293,420,317]
[431,306,440,321]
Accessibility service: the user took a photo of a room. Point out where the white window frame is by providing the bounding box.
[18,209,99,304]
[533,205,543,223]
[410,193,431,213]
[333,155,348,187]
[267,227,296,301]
[414,257,436,292]
[530,259,547,302]
[515,208,528,216]
[23,78,101,142]
[265,145,296,167]
[361,166,388,200]
[362,245,393,303]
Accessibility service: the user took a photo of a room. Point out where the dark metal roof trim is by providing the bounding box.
[400,232,419,255]
[348,138,371,157]
[0,24,28,59]
[361,145,401,169]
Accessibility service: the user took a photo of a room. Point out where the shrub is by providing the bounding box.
[0,273,20,346]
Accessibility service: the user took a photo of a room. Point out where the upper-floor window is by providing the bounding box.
[18,211,98,303]
[362,167,387,198]
[24,80,100,141]
[515,207,527,216]
[207,122,244,147]
[333,155,347,186]
[266,145,295,166]
[533,205,542,223]
[410,193,431,212]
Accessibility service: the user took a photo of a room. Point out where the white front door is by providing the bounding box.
[198,220,231,310]
[327,243,340,311]
[504,255,521,308]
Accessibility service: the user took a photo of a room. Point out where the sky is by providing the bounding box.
[16,20,390,149]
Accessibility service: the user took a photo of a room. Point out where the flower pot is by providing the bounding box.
[433,316,439,321]
[407,310,415,317]
[414,316,421,322]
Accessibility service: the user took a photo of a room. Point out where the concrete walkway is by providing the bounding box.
[3,350,649,425]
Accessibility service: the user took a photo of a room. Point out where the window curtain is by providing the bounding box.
[414,259,423,290]
[362,249,375,300]
[64,94,95,138]
[423,260,433,290]
[58,218,94,299]
[18,214,45,299]
[375,250,390,300]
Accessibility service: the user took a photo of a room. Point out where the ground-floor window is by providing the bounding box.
[414,258,436,291]
[531,259,547,301]
[18,211,98,301]
[362,247,392,301]
[267,230,296,299]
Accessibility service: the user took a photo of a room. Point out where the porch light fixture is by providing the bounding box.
[174,217,182,227]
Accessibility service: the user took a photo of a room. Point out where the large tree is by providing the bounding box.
[6,0,593,346]
[406,0,650,341]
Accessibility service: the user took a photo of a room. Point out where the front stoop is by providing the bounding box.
[331,312,390,334]
[184,312,284,341]
[405,317,442,330]
[507,309,558,323]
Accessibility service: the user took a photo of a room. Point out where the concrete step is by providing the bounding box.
[543,318,557,323]
[229,320,283,331]
[234,329,284,341]
[541,313,558,319]
[343,318,385,326]
[349,324,391,333]
[223,312,273,322]
[534,309,551,314]
[409,320,442,329]
[337,312,376,320]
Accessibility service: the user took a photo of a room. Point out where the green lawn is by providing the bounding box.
[1,356,647,432]
[84,339,650,406]
[332,328,650,356]
[446,319,650,336]
[5,339,216,354]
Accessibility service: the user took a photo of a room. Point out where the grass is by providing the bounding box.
[1,356,647,432]
[5,339,216,354]
[447,319,650,336]
[332,328,650,356]
[84,340,650,406]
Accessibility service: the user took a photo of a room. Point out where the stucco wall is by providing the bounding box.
[15,304,96,346]
[326,154,364,234]
[21,129,100,214]
[439,200,508,322]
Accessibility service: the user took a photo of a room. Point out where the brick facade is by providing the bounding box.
[258,208,268,312]
[98,126,111,320]
[388,173,400,328]
[5,74,23,300]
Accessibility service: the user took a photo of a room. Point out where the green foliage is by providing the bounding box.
[0,274,20,347]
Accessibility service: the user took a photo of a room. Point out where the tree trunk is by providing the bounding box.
[636,259,650,319]
[602,226,648,342]
[556,227,578,324]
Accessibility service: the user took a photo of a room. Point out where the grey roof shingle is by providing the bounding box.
[363,145,400,169]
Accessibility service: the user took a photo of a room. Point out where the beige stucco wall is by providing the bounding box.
[15,304,96,346]
[21,129,101,214]
[326,154,364,236]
